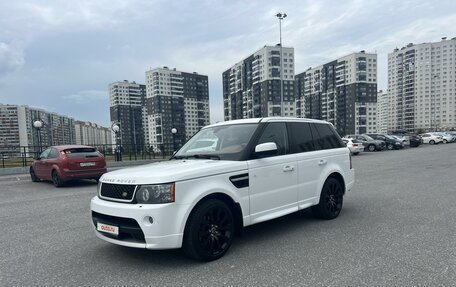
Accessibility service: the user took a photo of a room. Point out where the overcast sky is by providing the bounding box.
[0,0,455,126]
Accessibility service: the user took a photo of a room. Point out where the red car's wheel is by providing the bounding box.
[52,170,64,187]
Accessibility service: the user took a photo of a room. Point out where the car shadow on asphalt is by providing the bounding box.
[34,179,98,189]
[97,207,355,266]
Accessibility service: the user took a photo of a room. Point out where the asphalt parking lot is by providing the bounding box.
[0,143,455,286]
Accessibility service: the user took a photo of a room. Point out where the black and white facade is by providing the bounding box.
[388,37,456,132]
[223,45,296,120]
[145,67,209,153]
[295,51,378,136]
[109,80,147,152]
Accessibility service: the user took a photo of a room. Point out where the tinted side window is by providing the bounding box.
[48,148,59,159]
[310,124,323,150]
[313,123,345,149]
[288,122,315,153]
[255,122,288,156]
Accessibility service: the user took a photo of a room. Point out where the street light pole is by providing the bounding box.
[276,12,287,117]
[111,123,121,161]
[171,128,177,154]
[33,120,44,154]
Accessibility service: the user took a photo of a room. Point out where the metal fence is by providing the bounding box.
[0,144,171,168]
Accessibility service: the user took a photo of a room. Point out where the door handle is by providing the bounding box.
[283,165,294,172]
[318,160,327,166]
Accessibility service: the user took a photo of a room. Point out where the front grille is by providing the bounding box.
[100,183,137,201]
[92,211,145,243]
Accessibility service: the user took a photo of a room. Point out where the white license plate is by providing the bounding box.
[97,222,119,236]
[80,162,96,167]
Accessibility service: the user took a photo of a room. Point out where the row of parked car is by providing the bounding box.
[342,131,456,155]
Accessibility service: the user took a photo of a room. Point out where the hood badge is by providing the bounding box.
[122,192,128,197]
[102,178,136,184]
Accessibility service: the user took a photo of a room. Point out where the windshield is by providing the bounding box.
[173,123,258,161]
[384,135,395,140]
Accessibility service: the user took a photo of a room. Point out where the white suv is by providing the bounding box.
[91,118,355,261]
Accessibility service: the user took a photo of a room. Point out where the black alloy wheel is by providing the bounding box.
[368,144,376,152]
[52,170,64,187]
[183,199,234,261]
[30,167,40,182]
[312,177,344,220]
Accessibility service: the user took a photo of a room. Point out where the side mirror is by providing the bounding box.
[255,142,277,155]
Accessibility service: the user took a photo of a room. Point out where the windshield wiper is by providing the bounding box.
[171,154,220,160]
[192,154,220,160]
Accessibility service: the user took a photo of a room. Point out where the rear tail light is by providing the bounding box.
[353,144,358,147]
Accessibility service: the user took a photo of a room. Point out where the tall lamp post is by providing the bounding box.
[171,128,177,154]
[111,123,121,161]
[33,120,44,154]
[276,12,287,117]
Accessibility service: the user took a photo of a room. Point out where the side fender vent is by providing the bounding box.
[229,173,249,189]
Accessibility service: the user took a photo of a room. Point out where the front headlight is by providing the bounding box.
[135,183,175,204]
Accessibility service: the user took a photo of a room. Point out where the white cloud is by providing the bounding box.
[63,90,107,103]
[0,42,25,76]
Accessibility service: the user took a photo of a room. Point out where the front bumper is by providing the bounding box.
[90,196,190,249]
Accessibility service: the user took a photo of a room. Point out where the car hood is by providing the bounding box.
[100,159,248,185]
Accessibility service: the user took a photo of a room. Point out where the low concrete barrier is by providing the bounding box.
[0,159,165,177]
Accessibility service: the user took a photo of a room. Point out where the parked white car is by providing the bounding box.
[419,133,443,144]
[91,118,355,261]
[342,138,364,155]
[430,132,454,144]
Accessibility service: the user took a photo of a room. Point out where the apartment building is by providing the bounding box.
[295,51,378,136]
[74,121,112,146]
[223,45,296,120]
[0,104,76,152]
[145,67,210,153]
[388,37,456,131]
[376,90,390,134]
[109,80,147,151]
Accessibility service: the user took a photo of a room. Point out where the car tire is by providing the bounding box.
[30,167,40,182]
[368,144,376,152]
[443,139,447,144]
[183,199,234,261]
[429,140,435,145]
[312,177,344,220]
[52,170,64,187]
[387,144,394,150]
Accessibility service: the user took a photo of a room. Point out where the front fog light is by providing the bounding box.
[136,183,175,204]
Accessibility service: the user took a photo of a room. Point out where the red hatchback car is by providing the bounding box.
[30,145,107,187]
